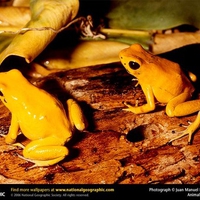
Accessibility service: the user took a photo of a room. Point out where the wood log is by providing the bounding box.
[0,62,200,184]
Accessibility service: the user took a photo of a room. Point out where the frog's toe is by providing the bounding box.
[0,134,6,138]
[122,107,132,112]
[123,101,129,106]
[123,101,134,108]
[122,106,138,114]
[12,143,25,149]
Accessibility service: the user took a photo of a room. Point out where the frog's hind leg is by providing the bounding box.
[19,136,69,168]
[166,92,200,117]
[168,111,200,144]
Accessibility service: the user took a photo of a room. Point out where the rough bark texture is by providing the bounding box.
[0,62,200,184]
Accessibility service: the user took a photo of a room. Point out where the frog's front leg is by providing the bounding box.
[5,114,19,144]
[67,99,88,131]
[124,85,156,114]
[21,136,69,167]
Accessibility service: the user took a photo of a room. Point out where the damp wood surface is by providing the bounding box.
[0,62,200,184]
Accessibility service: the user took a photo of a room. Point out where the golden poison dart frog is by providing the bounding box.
[0,69,87,168]
[119,43,200,144]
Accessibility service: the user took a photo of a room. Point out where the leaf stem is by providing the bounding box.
[100,28,151,37]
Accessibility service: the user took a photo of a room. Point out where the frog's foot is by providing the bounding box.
[123,101,147,114]
[123,102,134,112]
[0,135,25,149]
[132,78,139,87]
[0,134,6,138]
[0,132,22,144]
[168,130,193,145]
[168,111,200,145]
[17,154,50,169]
[12,143,25,149]
[17,153,37,169]
[16,153,64,169]
[123,101,138,112]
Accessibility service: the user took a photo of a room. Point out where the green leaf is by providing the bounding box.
[106,0,200,30]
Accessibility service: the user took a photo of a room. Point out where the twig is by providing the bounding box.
[0,17,85,35]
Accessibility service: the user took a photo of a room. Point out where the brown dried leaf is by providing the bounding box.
[152,32,200,54]
[0,0,79,65]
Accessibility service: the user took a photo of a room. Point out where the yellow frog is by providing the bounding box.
[0,69,87,167]
[119,43,200,144]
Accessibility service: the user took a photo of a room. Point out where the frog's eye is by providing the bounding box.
[129,61,140,70]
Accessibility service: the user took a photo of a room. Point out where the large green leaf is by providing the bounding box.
[106,0,200,30]
[0,0,79,65]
